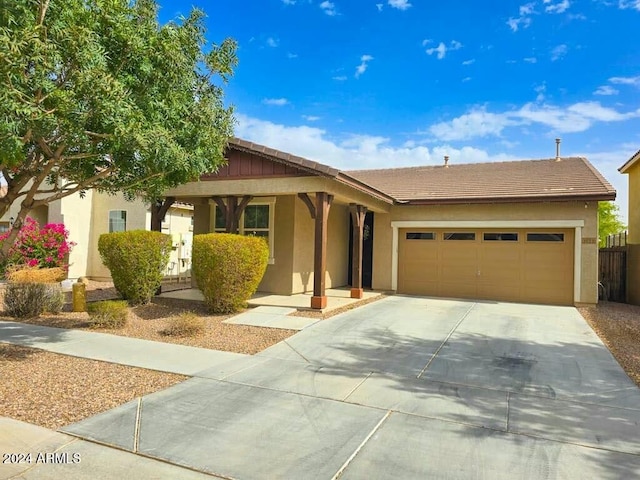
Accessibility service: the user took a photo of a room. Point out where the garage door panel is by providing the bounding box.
[398,228,574,306]
[440,282,477,299]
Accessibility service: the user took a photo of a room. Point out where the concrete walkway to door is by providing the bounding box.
[6,296,640,479]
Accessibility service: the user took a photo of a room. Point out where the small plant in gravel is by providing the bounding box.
[98,230,171,305]
[4,283,49,318]
[87,301,129,329]
[3,275,64,318]
[192,233,268,313]
[42,284,65,314]
[162,311,205,337]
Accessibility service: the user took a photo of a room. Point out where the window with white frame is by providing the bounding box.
[211,199,275,263]
[109,210,127,232]
[0,222,10,233]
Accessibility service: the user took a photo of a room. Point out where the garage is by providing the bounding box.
[398,228,574,305]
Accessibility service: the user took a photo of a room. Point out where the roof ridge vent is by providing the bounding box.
[444,155,449,168]
[555,138,561,161]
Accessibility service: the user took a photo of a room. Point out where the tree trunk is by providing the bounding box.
[150,197,176,232]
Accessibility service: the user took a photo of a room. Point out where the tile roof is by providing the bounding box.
[345,157,616,203]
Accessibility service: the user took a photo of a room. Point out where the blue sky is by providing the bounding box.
[159,0,639,222]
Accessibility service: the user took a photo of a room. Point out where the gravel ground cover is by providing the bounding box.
[578,301,640,387]
[0,344,186,429]
[0,280,295,430]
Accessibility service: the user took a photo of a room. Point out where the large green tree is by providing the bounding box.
[598,201,626,247]
[0,0,237,255]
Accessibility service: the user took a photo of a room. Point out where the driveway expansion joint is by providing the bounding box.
[416,302,477,378]
[331,410,392,480]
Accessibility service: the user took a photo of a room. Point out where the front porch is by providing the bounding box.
[158,287,383,313]
[164,138,394,309]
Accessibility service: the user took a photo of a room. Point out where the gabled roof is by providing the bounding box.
[227,138,396,204]
[225,138,616,204]
[229,137,340,177]
[619,148,640,174]
[346,157,616,204]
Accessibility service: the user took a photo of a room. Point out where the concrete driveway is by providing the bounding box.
[62,296,640,479]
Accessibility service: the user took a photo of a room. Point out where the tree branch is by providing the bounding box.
[38,0,50,25]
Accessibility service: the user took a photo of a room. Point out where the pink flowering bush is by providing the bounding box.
[0,217,75,275]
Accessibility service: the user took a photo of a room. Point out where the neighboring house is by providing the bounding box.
[165,138,615,309]
[618,149,640,305]
[0,190,193,281]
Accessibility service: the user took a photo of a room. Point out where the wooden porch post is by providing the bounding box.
[211,195,253,234]
[350,204,367,299]
[311,192,333,309]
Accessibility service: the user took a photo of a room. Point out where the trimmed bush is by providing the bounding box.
[162,311,205,337]
[98,230,171,305]
[87,300,129,329]
[4,283,48,318]
[192,233,269,313]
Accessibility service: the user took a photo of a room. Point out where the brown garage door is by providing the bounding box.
[398,228,574,305]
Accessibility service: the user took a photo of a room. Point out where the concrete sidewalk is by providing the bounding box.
[0,417,217,479]
[0,320,247,376]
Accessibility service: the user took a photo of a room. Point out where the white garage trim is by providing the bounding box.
[390,220,585,303]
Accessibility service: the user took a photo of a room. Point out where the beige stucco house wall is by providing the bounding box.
[620,154,640,305]
[0,189,193,281]
[191,195,350,295]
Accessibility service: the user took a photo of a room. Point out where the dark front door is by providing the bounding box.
[348,212,374,288]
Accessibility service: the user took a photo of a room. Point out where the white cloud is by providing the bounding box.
[619,0,640,10]
[234,113,510,170]
[519,2,536,14]
[429,108,515,141]
[462,59,476,65]
[266,37,279,48]
[610,75,640,86]
[388,0,412,10]
[355,55,374,78]
[287,52,298,59]
[428,102,640,141]
[262,98,289,106]
[534,83,546,102]
[333,75,348,81]
[462,77,472,82]
[523,57,537,63]
[425,40,462,60]
[551,44,568,61]
[376,3,383,11]
[320,1,337,16]
[594,85,619,96]
[302,115,321,122]
[507,2,536,31]
[545,0,571,13]
[282,0,296,4]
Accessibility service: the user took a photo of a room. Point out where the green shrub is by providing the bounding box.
[42,284,64,314]
[87,300,129,329]
[98,230,171,305]
[162,311,205,337]
[4,283,48,318]
[192,233,268,313]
